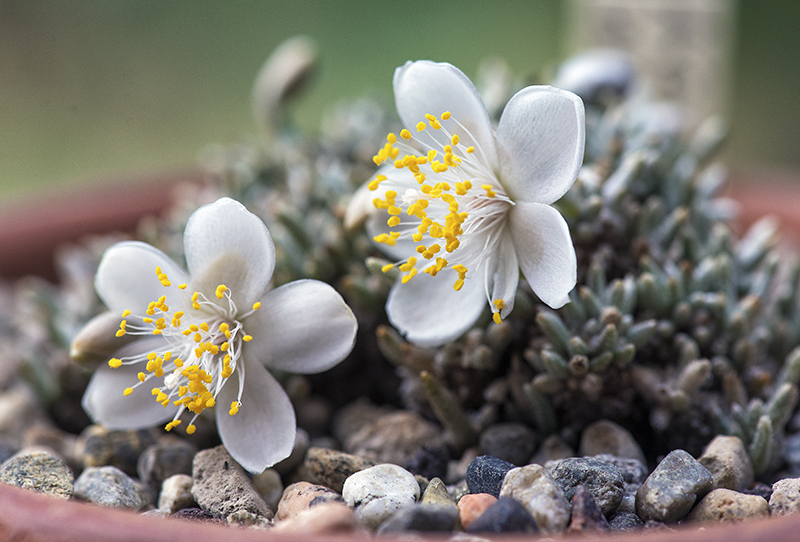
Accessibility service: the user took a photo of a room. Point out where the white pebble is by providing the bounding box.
[342,464,419,529]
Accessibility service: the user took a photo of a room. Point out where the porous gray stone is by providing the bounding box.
[0,449,73,498]
[74,465,150,510]
[547,456,624,516]
[770,477,800,516]
[343,411,443,466]
[342,463,420,529]
[698,435,754,491]
[499,464,571,535]
[303,446,375,493]
[579,420,646,465]
[609,511,643,532]
[686,488,768,523]
[158,473,195,513]
[478,423,538,466]
[635,449,712,522]
[191,445,272,519]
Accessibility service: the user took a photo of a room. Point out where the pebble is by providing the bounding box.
[579,420,647,465]
[272,502,362,534]
[343,410,444,465]
[568,485,611,533]
[0,385,48,448]
[591,453,648,514]
[77,425,156,476]
[404,444,450,480]
[342,463,420,529]
[172,508,224,523]
[137,438,196,497]
[697,435,754,491]
[464,497,538,534]
[191,445,272,519]
[376,504,460,534]
[158,474,196,513]
[478,423,538,466]
[73,465,150,510]
[273,428,310,477]
[686,488,769,522]
[0,449,73,498]
[635,449,713,522]
[227,510,272,528]
[420,477,457,510]
[547,456,624,516]
[499,464,571,535]
[465,455,516,498]
[303,446,375,493]
[609,511,644,532]
[22,423,79,472]
[769,477,800,516]
[331,399,394,443]
[531,434,574,465]
[458,493,497,529]
[252,468,284,511]
[276,481,344,521]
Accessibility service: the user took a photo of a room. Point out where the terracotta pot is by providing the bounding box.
[0,173,799,541]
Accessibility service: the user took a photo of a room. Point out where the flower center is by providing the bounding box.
[107,267,261,434]
[370,111,513,321]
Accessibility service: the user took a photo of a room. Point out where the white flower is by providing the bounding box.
[80,197,357,473]
[347,60,585,347]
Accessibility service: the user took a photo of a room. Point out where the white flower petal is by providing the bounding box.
[95,241,189,314]
[184,197,275,309]
[216,360,296,473]
[489,231,519,319]
[394,60,497,170]
[509,202,577,308]
[82,339,179,429]
[245,280,357,373]
[496,86,585,204]
[386,265,487,347]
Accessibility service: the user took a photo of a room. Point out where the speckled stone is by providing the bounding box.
[479,423,538,466]
[465,497,538,534]
[77,425,156,476]
[343,410,444,466]
[635,449,713,523]
[252,468,284,511]
[404,444,450,481]
[609,511,643,532]
[226,510,272,528]
[272,502,362,534]
[420,477,457,510]
[499,464,571,535]
[276,481,344,521]
[465,455,516,498]
[698,436,754,491]
[567,485,611,533]
[579,420,646,465]
[191,445,272,519]
[769,477,800,516]
[0,449,73,498]
[303,446,375,493]
[172,508,224,523]
[376,504,459,534]
[687,488,768,522]
[137,439,196,496]
[458,493,497,529]
[342,463,420,529]
[547,457,624,516]
[592,453,648,485]
[158,474,196,513]
[74,466,150,510]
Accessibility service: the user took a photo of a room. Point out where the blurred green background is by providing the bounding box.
[0,1,798,199]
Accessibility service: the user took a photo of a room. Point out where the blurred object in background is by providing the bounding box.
[567,0,735,126]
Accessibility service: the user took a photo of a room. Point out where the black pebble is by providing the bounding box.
[404,444,450,480]
[465,497,538,534]
[466,455,516,498]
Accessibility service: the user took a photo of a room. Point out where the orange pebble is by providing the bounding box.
[458,493,498,528]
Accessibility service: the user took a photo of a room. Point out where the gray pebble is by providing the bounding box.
[376,504,459,534]
[609,511,643,532]
[466,455,515,498]
[635,449,712,522]
[531,434,574,465]
[74,465,150,510]
[499,464,571,535]
[137,438,196,496]
[343,411,443,466]
[158,473,196,513]
[567,485,611,533]
[479,423,538,466]
[579,420,646,465]
[273,428,309,476]
[252,468,284,511]
[303,446,375,493]
[592,453,649,485]
[191,445,272,519]
[547,457,624,516]
[698,435,754,491]
[686,488,768,522]
[77,425,156,476]
[342,463,420,529]
[0,449,73,498]
[465,497,538,534]
[770,477,800,516]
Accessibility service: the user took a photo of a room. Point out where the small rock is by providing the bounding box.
[687,488,769,522]
[635,449,713,523]
[172,508,224,523]
[465,497,538,534]
[22,423,79,471]
[744,481,772,502]
[531,434,574,465]
[272,502,362,534]
[252,468,284,511]
[568,485,611,533]
[404,444,450,480]
[377,504,460,533]
[592,453,648,485]
[698,435,754,491]
[74,466,150,510]
[446,447,479,485]
[421,477,457,510]
[227,510,272,528]
[343,410,444,465]
[0,385,48,448]
[458,493,497,529]
[273,428,310,477]
[191,445,272,519]
[159,474,195,513]
[770,477,800,516]
[304,446,375,493]
[0,449,73,498]
[342,463,420,529]
[609,511,644,532]
[579,420,646,465]
[77,425,156,476]
[547,456,624,516]
[276,481,343,521]
[331,399,394,443]
[137,439,196,497]
[479,423,538,466]
[499,464,571,535]
[465,455,515,498]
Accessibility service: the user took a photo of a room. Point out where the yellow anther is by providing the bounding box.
[182,329,192,336]
[138,372,146,382]
[178,283,187,290]
[381,263,394,273]
[165,420,181,431]
[387,133,397,144]
[189,324,199,332]
[387,216,401,227]
[174,358,184,367]
[441,111,451,120]
[243,335,253,342]
[416,121,426,132]
[123,387,133,396]
[467,146,475,153]
[412,233,423,242]
[387,205,401,215]
[216,285,227,299]
[115,329,126,338]
[229,402,240,416]
[108,358,122,369]
[451,134,460,145]
[219,323,229,332]
[200,322,209,332]
[186,424,196,435]
[494,299,504,310]
[481,184,496,198]
[400,129,412,139]
[193,333,202,343]
[454,279,464,291]
[151,388,160,395]
[399,257,417,272]
[122,310,131,317]
[221,342,229,352]
[401,268,418,284]
[493,312,502,325]
[252,302,261,311]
